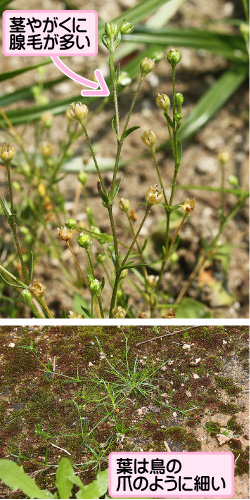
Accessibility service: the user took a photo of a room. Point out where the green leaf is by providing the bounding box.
[125,27,248,62]
[141,239,148,252]
[0,272,24,289]
[171,234,180,254]
[0,196,12,219]
[122,126,140,140]
[73,293,89,316]
[76,469,109,499]
[111,0,172,27]
[164,113,173,128]
[213,244,232,273]
[0,0,14,16]
[177,139,182,164]
[0,58,52,83]
[81,306,91,318]
[175,297,211,318]
[111,117,119,139]
[115,63,121,82]
[0,459,52,499]
[0,77,64,107]
[101,277,105,291]
[112,178,123,201]
[55,457,74,500]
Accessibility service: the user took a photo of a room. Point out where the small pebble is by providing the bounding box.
[195,156,217,175]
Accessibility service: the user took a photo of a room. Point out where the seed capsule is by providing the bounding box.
[77,233,92,249]
[146,185,163,205]
[70,102,88,121]
[141,130,156,147]
[140,57,155,77]
[0,143,15,162]
[112,306,126,318]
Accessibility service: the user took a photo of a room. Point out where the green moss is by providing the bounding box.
[205,354,223,371]
[164,426,201,451]
[185,434,201,451]
[218,402,240,414]
[215,376,241,396]
[229,438,242,450]
[233,448,249,476]
[238,347,248,361]
[227,416,244,435]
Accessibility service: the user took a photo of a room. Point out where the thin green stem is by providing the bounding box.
[221,163,225,215]
[106,204,119,263]
[109,51,120,140]
[80,123,107,197]
[109,76,144,200]
[121,205,151,268]
[175,195,248,305]
[109,205,151,316]
[36,296,54,319]
[86,248,104,319]
[150,145,168,207]
[155,211,188,295]
[5,161,30,285]
[67,241,102,319]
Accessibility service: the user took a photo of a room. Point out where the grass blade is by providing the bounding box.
[125,27,248,62]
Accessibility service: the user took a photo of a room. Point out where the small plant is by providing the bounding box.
[0,458,109,499]
[0,18,248,318]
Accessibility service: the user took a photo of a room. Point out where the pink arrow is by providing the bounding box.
[51,56,110,97]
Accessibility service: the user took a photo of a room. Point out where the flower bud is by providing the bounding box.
[70,102,88,122]
[65,218,77,229]
[147,275,159,288]
[30,279,46,298]
[105,22,119,39]
[58,226,72,241]
[41,112,53,128]
[89,279,101,297]
[180,198,196,214]
[112,306,126,318]
[227,175,239,187]
[119,198,130,212]
[41,143,53,159]
[170,252,178,264]
[167,49,182,67]
[146,185,163,205]
[65,108,74,122]
[108,244,114,254]
[141,130,156,148]
[140,57,155,77]
[0,143,15,163]
[176,92,184,106]
[120,269,128,279]
[21,289,33,304]
[12,181,21,192]
[218,151,230,164]
[96,252,106,263]
[120,19,134,34]
[90,226,101,238]
[156,93,170,111]
[77,233,92,249]
[78,171,88,185]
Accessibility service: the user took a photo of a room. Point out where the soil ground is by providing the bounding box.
[0,325,249,498]
[0,0,249,318]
